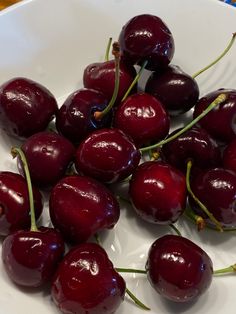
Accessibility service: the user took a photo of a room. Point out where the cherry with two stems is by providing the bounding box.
[2,148,65,287]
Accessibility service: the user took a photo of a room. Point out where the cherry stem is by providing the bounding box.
[192,32,236,78]
[11,147,38,232]
[140,93,227,153]
[94,233,101,245]
[213,264,236,275]
[105,37,112,61]
[185,205,206,231]
[169,224,182,236]
[186,160,223,232]
[94,42,120,121]
[121,60,148,102]
[116,268,147,274]
[125,287,151,311]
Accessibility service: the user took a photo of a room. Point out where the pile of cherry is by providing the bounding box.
[0,13,236,314]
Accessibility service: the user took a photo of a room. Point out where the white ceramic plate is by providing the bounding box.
[0,0,236,313]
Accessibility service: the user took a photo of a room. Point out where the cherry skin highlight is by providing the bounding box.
[129,161,187,224]
[145,65,199,116]
[189,168,236,227]
[51,243,126,314]
[146,235,213,302]
[83,60,136,104]
[0,171,43,236]
[223,138,236,173]
[113,92,170,147]
[193,89,236,142]
[2,227,65,287]
[56,88,111,143]
[49,175,120,244]
[118,14,175,70]
[0,77,58,139]
[19,131,75,187]
[75,128,141,183]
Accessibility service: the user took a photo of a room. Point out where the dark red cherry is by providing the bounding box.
[19,131,75,187]
[113,92,170,147]
[83,60,136,104]
[0,77,58,139]
[145,65,199,115]
[189,168,236,227]
[49,175,120,244]
[75,128,141,183]
[223,138,236,173]
[161,127,222,172]
[146,235,213,302]
[193,89,236,142]
[2,227,65,287]
[129,161,187,224]
[0,171,43,236]
[56,88,112,143]
[51,242,126,314]
[118,14,175,70]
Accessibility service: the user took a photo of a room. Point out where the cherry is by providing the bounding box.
[113,92,170,147]
[1,148,65,288]
[193,89,236,142]
[49,175,120,244]
[145,65,199,115]
[129,161,187,224]
[75,128,141,183]
[0,171,43,236]
[83,60,136,104]
[146,235,213,302]
[223,138,236,173]
[51,242,126,314]
[189,168,236,227]
[2,227,64,287]
[56,88,111,143]
[161,126,222,172]
[19,131,75,187]
[0,77,58,139]
[118,14,175,70]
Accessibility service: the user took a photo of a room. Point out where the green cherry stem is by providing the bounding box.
[94,42,120,120]
[11,147,38,232]
[192,32,236,79]
[140,93,227,153]
[169,224,182,236]
[125,287,151,311]
[116,268,147,274]
[121,60,148,102]
[186,160,223,232]
[105,37,112,61]
[185,205,206,231]
[213,264,236,275]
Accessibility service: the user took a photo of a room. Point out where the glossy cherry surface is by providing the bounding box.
[75,128,141,183]
[56,88,111,143]
[83,60,136,104]
[0,77,58,138]
[223,138,236,173]
[49,175,120,244]
[193,89,236,142]
[20,131,75,187]
[190,168,236,227]
[161,127,221,172]
[118,14,175,70]
[51,242,126,314]
[0,171,43,236]
[145,65,199,115]
[2,227,65,287]
[146,235,213,302]
[129,161,187,224]
[113,92,170,147]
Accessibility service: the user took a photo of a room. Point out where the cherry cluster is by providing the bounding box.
[0,13,236,314]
